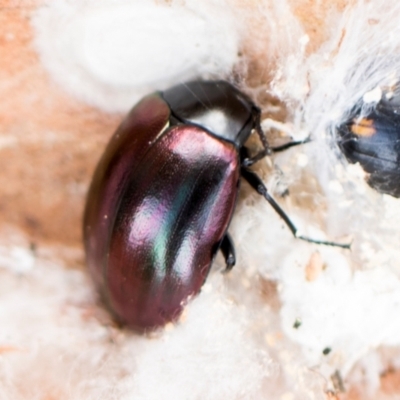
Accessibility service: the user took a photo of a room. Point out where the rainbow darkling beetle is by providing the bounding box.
[337,86,400,197]
[84,80,348,332]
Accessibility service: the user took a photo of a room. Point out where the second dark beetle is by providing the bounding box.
[84,81,345,332]
[337,86,400,197]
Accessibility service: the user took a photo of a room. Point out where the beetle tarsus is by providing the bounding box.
[220,233,236,271]
[240,165,351,249]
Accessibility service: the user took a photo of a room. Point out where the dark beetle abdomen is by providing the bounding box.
[106,125,240,331]
[337,90,400,197]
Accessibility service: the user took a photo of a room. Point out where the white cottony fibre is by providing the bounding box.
[33,0,240,113]
[19,0,400,398]
[0,229,292,400]
[280,250,400,372]
[267,0,400,394]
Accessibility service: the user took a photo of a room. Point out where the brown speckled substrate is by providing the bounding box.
[0,0,121,247]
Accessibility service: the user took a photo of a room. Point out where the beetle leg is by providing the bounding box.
[241,166,351,249]
[242,113,272,167]
[244,109,311,166]
[219,233,236,271]
[243,138,311,167]
[270,137,311,153]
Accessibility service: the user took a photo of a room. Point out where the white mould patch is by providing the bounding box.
[0,229,286,400]
[363,86,383,104]
[280,246,400,376]
[0,245,35,273]
[130,277,270,400]
[32,0,240,112]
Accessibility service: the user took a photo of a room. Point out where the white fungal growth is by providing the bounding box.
[33,0,240,112]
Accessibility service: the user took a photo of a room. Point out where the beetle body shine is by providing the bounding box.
[84,81,259,331]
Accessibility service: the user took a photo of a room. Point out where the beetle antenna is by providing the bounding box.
[241,165,351,249]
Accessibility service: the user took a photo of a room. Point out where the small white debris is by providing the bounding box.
[363,87,382,103]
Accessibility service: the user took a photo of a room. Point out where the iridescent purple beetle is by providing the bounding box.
[84,81,347,332]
